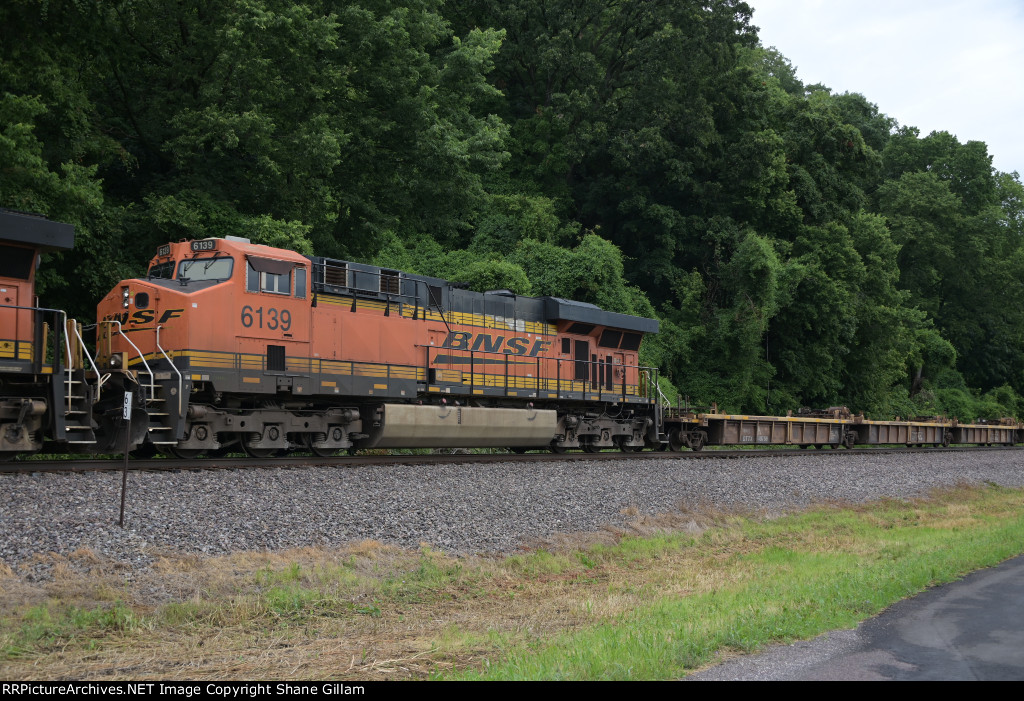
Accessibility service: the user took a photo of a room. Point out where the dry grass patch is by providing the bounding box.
[0,506,743,680]
[5,485,1022,680]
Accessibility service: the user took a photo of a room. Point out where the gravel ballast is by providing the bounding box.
[2,450,1023,578]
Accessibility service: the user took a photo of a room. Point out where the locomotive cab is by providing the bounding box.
[96,236,313,455]
[0,210,88,456]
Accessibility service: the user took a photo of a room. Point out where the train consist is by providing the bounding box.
[1,209,1020,460]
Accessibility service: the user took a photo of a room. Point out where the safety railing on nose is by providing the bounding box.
[155,325,183,417]
[70,319,106,400]
[98,320,156,401]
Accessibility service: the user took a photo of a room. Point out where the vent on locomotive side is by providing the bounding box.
[380,269,400,295]
[323,261,348,288]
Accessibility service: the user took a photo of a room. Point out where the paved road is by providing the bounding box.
[687,555,1024,680]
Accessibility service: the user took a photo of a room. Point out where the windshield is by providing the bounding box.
[148,260,175,279]
[178,256,234,282]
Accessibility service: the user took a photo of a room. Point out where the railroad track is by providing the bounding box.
[2,444,1014,474]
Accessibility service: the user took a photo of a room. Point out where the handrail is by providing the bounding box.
[650,372,671,408]
[98,320,155,400]
[422,344,655,401]
[71,320,105,400]
[0,301,73,366]
[155,326,184,417]
[57,310,73,412]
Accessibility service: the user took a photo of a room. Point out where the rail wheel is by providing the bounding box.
[166,446,205,459]
[241,433,282,458]
[616,438,640,453]
[242,444,278,459]
[689,433,705,452]
[304,434,338,458]
[549,443,567,454]
[668,429,685,452]
[581,441,600,453]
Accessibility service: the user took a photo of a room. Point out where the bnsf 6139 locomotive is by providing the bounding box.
[95,236,663,457]
[6,213,1020,461]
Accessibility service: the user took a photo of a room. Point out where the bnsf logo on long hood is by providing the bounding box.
[103,309,184,325]
[442,331,552,356]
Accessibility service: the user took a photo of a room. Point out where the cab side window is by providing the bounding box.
[247,258,292,295]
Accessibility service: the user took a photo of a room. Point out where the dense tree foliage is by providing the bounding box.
[3,0,1023,419]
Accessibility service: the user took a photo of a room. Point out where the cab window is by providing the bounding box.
[246,257,292,295]
[148,260,175,279]
[0,245,35,280]
[178,256,234,282]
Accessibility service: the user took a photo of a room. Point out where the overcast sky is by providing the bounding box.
[750,0,1024,177]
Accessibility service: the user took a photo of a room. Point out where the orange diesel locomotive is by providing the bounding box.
[95,236,663,457]
[5,214,1022,461]
[0,210,112,456]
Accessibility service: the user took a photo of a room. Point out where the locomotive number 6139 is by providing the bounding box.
[241,305,292,331]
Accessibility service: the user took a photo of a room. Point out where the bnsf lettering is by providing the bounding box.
[102,309,184,326]
[504,337,529,355]
[442,331,552,357]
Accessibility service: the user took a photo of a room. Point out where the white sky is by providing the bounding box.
[750,0,1024,176]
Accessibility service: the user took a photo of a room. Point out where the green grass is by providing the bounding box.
[3,484,1023,680]
[451,487,1024,679]
[2,602,143,658]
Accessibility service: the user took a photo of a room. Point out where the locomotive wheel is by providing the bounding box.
[615,437,640,453]
[158,445,205,459]
[303,434,338,458]
[242,442,280,459]
[168,446,205,459]
[581,441,599,453]
[549,443,567,454]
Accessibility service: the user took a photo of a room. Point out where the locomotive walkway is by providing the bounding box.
[688,554,1024,680]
